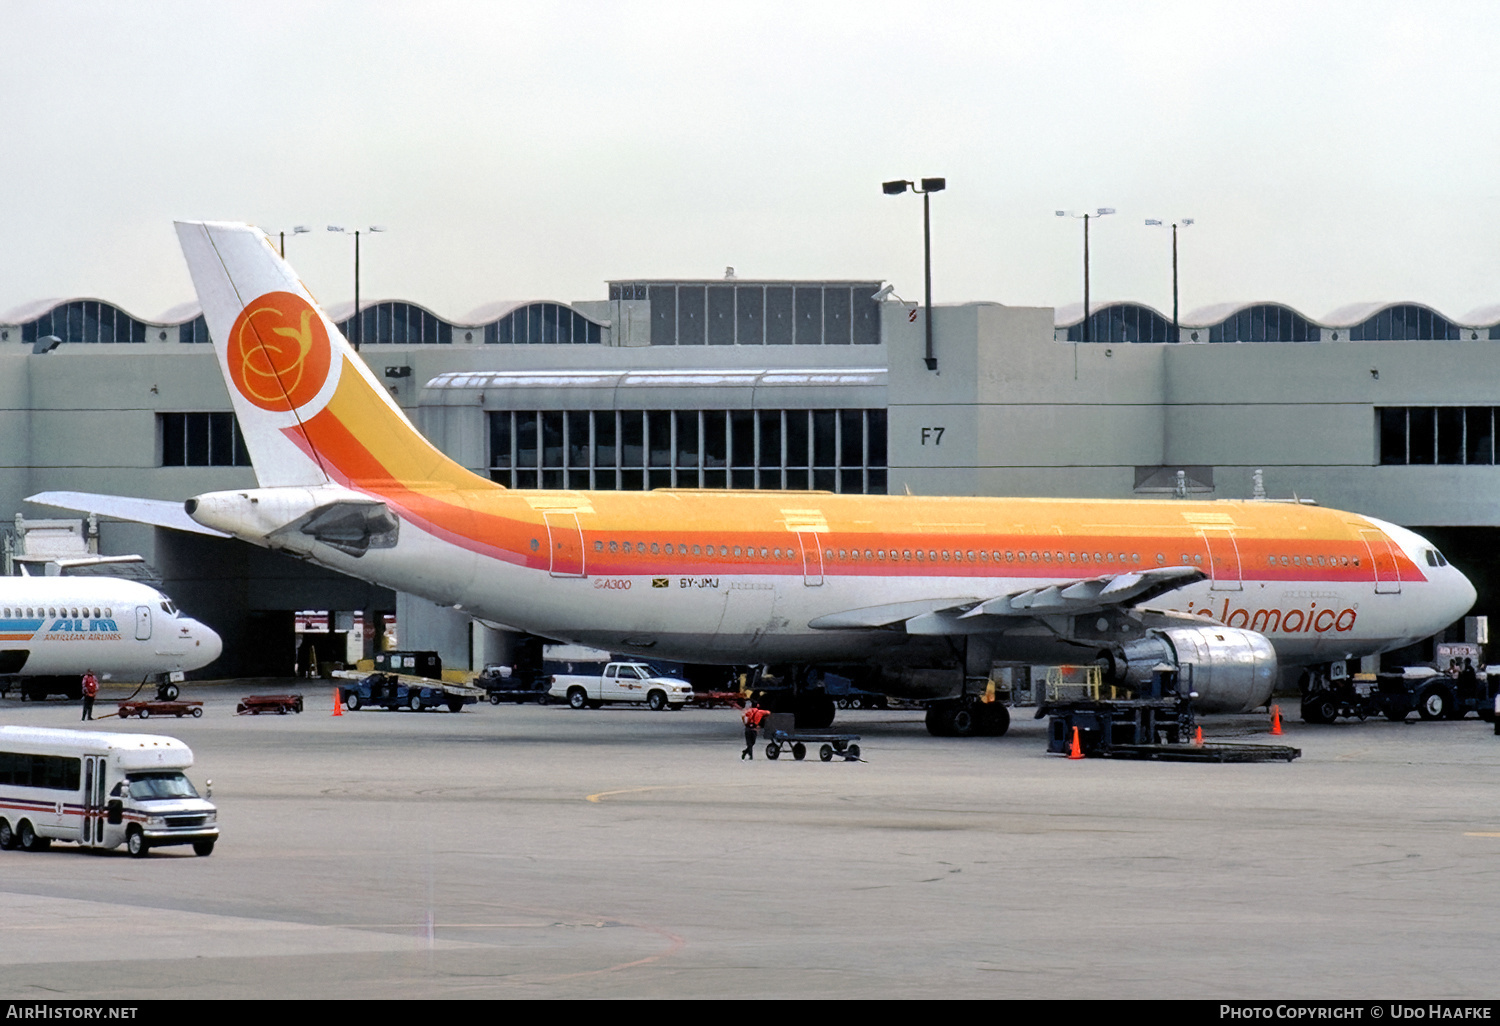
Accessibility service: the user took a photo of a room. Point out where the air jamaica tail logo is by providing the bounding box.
[227,291,333,412]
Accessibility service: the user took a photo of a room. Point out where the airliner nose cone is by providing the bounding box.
[194,622,223,668]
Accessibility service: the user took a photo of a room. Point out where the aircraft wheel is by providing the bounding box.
[982,704,1011,737]
[162,684,179,701]
[948,705,979,737]
[924,704,952,737]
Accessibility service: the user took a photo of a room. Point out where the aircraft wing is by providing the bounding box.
[25,490,231,538]
[807,565,1208,635]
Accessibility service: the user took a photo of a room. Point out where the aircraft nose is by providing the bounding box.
[191,620,223,667]
[1450,565,1478,623]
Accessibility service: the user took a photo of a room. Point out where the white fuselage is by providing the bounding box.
[0,578,222,680]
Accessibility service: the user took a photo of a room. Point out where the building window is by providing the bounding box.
[20,300,147,345]
[488,408,887,493]
[160,413,252,467]
[608,282,881,346]
[1378,407,1495,465]
[337,302,454,345]
[484,303,601,345]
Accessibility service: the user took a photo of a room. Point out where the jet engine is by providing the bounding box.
[1105,626,1278,714]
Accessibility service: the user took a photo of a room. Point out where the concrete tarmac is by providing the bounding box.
[1,683,1498,1000]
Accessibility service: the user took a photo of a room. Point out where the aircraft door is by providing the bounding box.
[1359,529,1402,594]
[1200,529,1243,591]
[134,605,152,640]
[798,531,824,586]
[543,512,586,578]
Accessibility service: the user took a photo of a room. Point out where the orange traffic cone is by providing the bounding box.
[1068,726,1084,760]
[1270,705,1283,736]
[332,687,343,716]
[1194,724,1203,746]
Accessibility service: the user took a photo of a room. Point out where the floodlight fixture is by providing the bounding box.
[1146,218,1196,334]
[882,176,946,370]
[1056,205,1115,343]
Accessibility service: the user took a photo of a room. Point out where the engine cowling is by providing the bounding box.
[1109,626,1278,714]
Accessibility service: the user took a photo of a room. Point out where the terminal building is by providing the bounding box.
[1,282,1496,677]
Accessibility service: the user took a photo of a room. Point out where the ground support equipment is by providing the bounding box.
[236,693,304,715]
[760,713,862,761]
[117,699,204,719]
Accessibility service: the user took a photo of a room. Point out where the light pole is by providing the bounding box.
[1055,207,1114,343]
[277,225,311,258]
[883,177,945,371]
[1145,218,1194,337]
[327,225,386,350]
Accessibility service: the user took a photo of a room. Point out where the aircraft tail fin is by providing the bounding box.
[174,221,497,493]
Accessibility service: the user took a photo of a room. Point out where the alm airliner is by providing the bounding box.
[30,222,1477,734]
[0,577,222,701]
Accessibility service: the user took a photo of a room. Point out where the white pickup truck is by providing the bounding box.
[550,662,694,711]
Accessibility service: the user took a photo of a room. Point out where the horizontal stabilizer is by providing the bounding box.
[26,491,231,538]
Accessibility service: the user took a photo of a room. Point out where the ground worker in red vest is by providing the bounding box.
[742,704,769,760]
[81,671,99,722]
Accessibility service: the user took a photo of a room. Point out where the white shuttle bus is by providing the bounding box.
[0,726,218,857]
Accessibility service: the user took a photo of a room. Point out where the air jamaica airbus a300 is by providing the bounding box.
[31,222,1477,734]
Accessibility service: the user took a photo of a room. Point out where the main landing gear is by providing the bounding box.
[924,698,1010,737]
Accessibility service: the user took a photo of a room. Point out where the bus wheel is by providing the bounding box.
[18,821,48,852]
[0,819,13,850]
[126,827,149,858]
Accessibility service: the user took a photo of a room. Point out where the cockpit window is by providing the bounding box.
[1424,549,1449,567]
[160,601,178,617]
[126,772,199,801]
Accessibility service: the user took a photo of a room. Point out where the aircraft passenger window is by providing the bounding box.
[1155,554,1165,565]
[929,551,938,562]
[877,550,886,561]
[594,541,604,552]
[903,550,912,560]
[664,544,674,555]
[915,551,924,561]
[1030,551,1040,561]
[941,551,950,562]
[1106,553,1115,563]
[1318,556,1326,566]
[1194,555,1201,563]
[967,551,975,562]
[1068,553,1077,563]
[609,541,618,553]
[720,546,728,556]
[760,548,768,558]
[650,543,660,554]
[692,545,701,556]
[1094,552,1103,562]
[980,551,988,562]
[105,608,111,617]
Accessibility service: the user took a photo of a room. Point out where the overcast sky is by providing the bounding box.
[3,1,1498,324]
